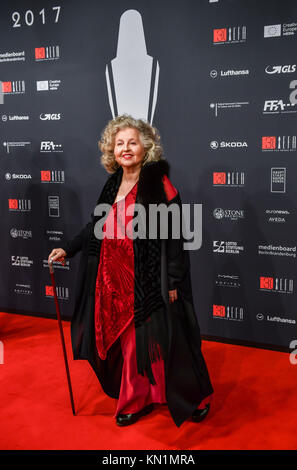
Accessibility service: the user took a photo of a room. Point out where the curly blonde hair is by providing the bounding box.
[98,114,164,174]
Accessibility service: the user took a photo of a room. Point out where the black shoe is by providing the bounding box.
[116,403,154,426]
[191,403,210,423]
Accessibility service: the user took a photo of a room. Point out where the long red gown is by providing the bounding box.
[94,175,212,417]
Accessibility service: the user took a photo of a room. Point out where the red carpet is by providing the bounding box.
[0,311,296,450]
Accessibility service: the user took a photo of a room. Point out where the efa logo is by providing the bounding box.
[260,277,274,290]
[35,47,46,59]
[8,199,18,210]
[2,82,12,93]
[41,171,51,182]
[8,198,31,212]
[213,172,226,184]
[262,136,276,150]
[45,285,69,300]
[45,285,54,296]
[213,28,227,42]
[35,46,60,61]
[213,305,226,317]
[2,81,25,94]
[41,170,65,183]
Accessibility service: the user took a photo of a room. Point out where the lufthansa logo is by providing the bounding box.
[210,69,218,78]
[256,313,264,321]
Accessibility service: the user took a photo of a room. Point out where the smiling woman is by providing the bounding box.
[99,114,163,174]
[113,127,144,202]
[48,114,213,428]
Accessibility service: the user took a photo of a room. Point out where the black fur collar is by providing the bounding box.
[113,158,171,206]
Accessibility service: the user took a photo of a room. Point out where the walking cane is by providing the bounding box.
[49,258,76,415]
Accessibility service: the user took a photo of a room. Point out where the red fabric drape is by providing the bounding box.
[94,181,137,360]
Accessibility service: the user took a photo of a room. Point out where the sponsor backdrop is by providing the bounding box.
[1,0,296,350]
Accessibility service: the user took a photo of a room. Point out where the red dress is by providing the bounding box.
[94,175,212,416]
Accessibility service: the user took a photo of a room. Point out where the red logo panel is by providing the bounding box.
[45,285,54,296]
[41,171,51,181]
[213,305,226,317]
[260,277,274,289]
[35,47,45,59]
[213,172,226,184]
[2,82,12,93]
[214,28,227,42]
[262,136,276,150]
[9,199,18,209]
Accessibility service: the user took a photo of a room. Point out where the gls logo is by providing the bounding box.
[40,113,61,120]
[265,65,296,74]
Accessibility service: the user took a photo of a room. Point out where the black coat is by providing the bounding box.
[62,159,213,427]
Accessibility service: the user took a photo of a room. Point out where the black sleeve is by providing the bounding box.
[61,215,93,259]
[61,177,114,259]
[166,192,190,291]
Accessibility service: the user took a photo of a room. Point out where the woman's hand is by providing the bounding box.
[169,289,177,303]
[48,248,67,266]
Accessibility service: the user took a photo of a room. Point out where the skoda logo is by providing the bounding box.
[256,313,264,321]
[213,208,224,220]
[210,140,219,149]
[5,173,11,180]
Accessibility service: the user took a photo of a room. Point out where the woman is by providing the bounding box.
[48,114,213,427]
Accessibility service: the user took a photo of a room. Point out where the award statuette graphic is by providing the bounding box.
[48,258,76,415]
[105,9,160,123]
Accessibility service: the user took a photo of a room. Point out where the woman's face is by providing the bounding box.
[114,127,146,170]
